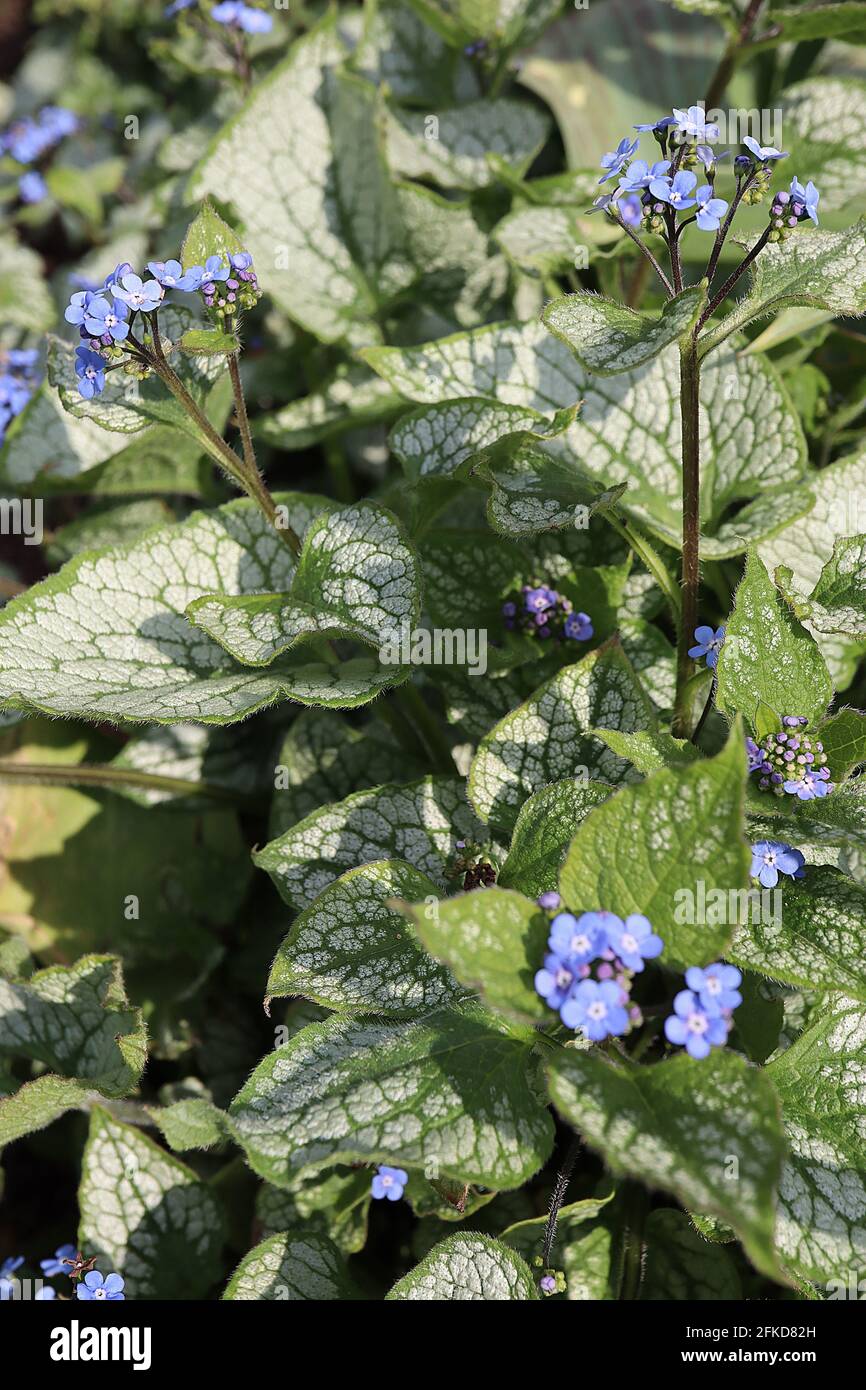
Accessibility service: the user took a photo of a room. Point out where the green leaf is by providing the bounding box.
[543,287,705,376]
[702,222,866,355]
[386,1232,539,1300]
[468,641,655,835]
[474,430,627,538]
[765,999,866,1284]
[715,551,833,729]
[187,502,421,667]
[547,1048,786,1281]
[149,1098,229,1152]
[181,198,246,268]
[386,99,550,191]
[228,1004,554,1190]
[45,500,176,567]
[191,24,412,346]
[498,780,613,898]
[769,2,866,42]
[353,1,482,105]
[0,1075,94,1147]
[0,231,53,333]
[800,535,866,639]
[223,1231,360,1301]
[254,775,484,913]
[389,398,560,484]
[639,1209,742,1299]
[78,1108,226,1299]
[255,367,401,451]
[269,709,427,837]
[0,954,144,1096]
[403,887,549,1024]
[730,866,866,1003]
[817,707,866,783]
[267,860,462,1016]
[0,495,405,724]
[178,328,240,356]
[560,726,751,969]
[364,320,807,558]
[495,204,623,277]
[500,1191,621,1299]
[591,727,701,775]
[256,1168,371,1254]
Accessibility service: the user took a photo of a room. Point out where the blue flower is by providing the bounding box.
[211,2,273,33]
[537,891,561,910]
[103,261,135,292]
[524,585,557,613]
[0,373,32,416]
[230,251,254,271]
[40,1244,76,1278]
[750,840,805,888]
[685,963,742,1013]
[664,990,728,1059]
[112,273,164,312]
[40,106,78,140]
[618,193,644,229]
[563,611,593,642]
[201,254,231,285]
[649,169,698,210]
[672,105,720,142]
[6,348,39,372]
[743,135,788,162]
[64,289,97,326]
[745,736,763,772]
[18,171,47,204]
[146,259,203,291]
[535,951,581,1009]
[165,0,196,13]
[82,294,129,344]
[688,624,724,669]
[790,176,820,226]
[605,913,664,973]
[588,193,618,215]
[598,136,639,184]
[74,347,107,399]
[618,158,671,192]
[371,1165,408,1201]
[783,767,832,800]
[696,144,730,172]
[634,117,676,133]
[76,1270,125,1301]
[560,979,629,1041]
[548,910,607,966]
[695,185,728,232]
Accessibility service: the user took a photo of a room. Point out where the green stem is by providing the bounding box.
[541,1135,582,1268]
[673,336,702,739]
[619,1181,648,1300]
[0,759,251,805]
[697,225,771,335]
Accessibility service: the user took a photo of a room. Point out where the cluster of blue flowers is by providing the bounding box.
[64,249,260,398]
[747,716,834,801]
[689,623,725,670]
[0,348,39,445]
[502,584,593,644]
[0,1246,124,1301]
[1,105,78,206]
[592,103,819,241]
[534,893,663,1041]
[165,0,273,30]
[663,963,742,1060]
[371,1165,408,1202]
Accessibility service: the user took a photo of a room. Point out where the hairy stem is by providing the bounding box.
[673,336,701,739]
[541,1135,582,1268]
[612,215,674,297]
[697,224,771,331]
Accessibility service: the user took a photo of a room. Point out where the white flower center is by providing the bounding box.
[705,977,722,994]
[587,1001,607,1021]
[687,1013,708,1035]
[571,934,591,955]
[621,933,638,954]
